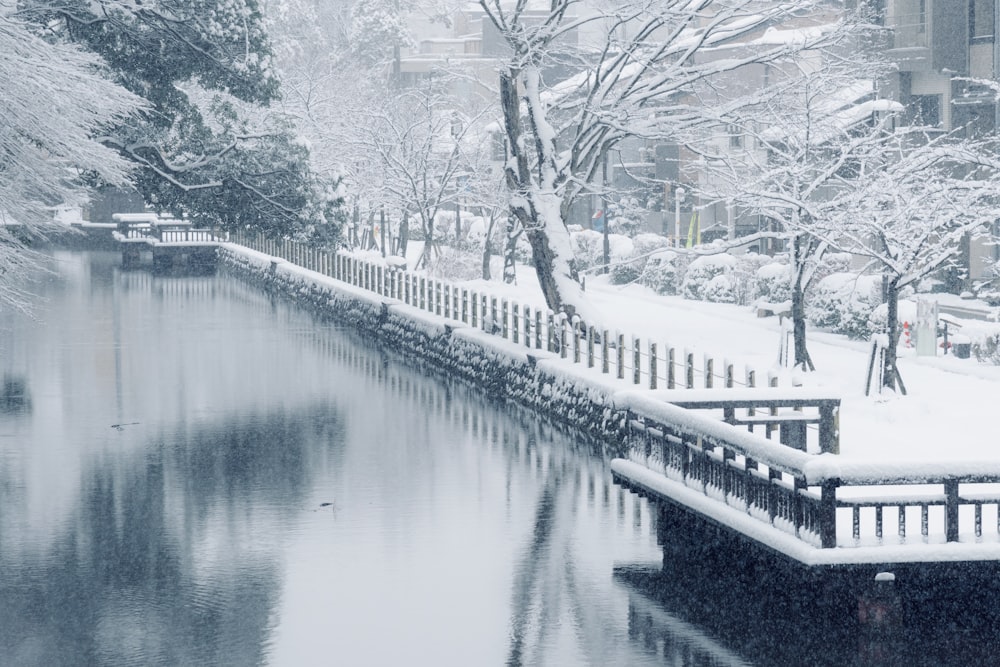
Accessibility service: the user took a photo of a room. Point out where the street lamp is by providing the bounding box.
[674,186,686,248]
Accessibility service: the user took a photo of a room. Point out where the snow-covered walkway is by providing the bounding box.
[460,270,1000,466]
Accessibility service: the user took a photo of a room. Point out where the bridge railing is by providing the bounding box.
[615,394,1000,550]
[113,218,224,244]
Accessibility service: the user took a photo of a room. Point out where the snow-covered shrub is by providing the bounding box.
[681,254,736,301]
[570,229,604,272]
[753,261,792,306]
[426,246,482,281]
[611,233,671,285]
[607,235,636,284]
[607,196,646,237]
[640,249,681,295]
[866,297,917,337]
[806,273,883,339]
[703,274,736,303]
[809,252,853,289]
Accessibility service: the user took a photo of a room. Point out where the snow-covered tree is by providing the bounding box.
[344,88,487,265]
[481,0,825,318]
[688,9,898,370]
[0,11,142,309]
[826,132,1000,391]
[19,0,341,240]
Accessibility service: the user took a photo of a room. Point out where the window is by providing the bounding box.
[908,94,941,126]
[727,124,743,148]
[972,0,996,39]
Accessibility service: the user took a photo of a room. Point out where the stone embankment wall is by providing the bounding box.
[218,245,629,449]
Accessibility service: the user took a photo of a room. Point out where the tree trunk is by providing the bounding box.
[503,214,518,284]
[498,67,584,317]
[399,211,409,257]
[482,212,497,280]
[882,277,900,391]
[791,233,815,371]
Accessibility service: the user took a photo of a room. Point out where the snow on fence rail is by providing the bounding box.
[614,393,1000,556]
[231,231,776,387]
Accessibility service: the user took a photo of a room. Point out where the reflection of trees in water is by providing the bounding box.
[0,374,30,413]
[0,406,343,667]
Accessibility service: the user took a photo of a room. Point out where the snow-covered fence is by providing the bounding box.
[230,231,770,396]
[614,399,1000,558]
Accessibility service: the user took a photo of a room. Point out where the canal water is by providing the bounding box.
[1,251,998,666]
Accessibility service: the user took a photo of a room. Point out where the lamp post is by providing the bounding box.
[674,186,686,248]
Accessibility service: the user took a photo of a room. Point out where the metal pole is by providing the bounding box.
[674,187,685,248]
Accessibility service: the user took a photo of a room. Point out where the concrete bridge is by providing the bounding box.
[111,213,223,271]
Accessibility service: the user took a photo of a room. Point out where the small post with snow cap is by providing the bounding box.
[820,478,839,548]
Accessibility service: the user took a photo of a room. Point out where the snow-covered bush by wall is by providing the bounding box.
[610,233,672,285]
[426,246,483,281]
[681,254,736,302]
[966,321,1000,363]
[640,249,682,295]
[703,274,736,303]
[867,298,917,337]
[753,261,792,306]
[607,235,636,283]
[806,273,883,339]
[570,229,605,272]
[606,196,646,237]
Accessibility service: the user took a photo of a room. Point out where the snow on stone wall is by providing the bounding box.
[218,245,629,445]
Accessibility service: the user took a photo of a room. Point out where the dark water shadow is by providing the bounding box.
[613,502,1000,667]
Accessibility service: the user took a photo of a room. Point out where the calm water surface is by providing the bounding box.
[2,251,999,667]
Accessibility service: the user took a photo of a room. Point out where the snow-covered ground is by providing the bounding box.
[453,266,1000,466]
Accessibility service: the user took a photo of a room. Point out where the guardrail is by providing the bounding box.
[615,394,1000,551]
[229,230,794,393]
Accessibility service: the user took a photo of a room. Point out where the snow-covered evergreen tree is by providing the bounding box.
[19,0,341,240]
[0,11,142,308]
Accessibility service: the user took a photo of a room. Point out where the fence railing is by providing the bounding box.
[115,220,224,244]
[618,403,1000,550]
[228,231,791,389]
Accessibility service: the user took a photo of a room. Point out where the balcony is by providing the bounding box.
[886,11,931,71]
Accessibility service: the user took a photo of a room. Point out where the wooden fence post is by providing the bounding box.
[667,347,676,389]
[615,332,625,380]
[820,479,839,548]
[512,303,520,344]
[633,338,641,384]
[705,358,714,389]
[602,329,610,374]
[587,326,596,368]
[649,343,658,389]
[945,479,960,542]
[685,351,695,389]
[535,310,543,350]
[560,315,568,359]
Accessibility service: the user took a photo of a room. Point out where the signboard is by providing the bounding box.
[914,299,938,357]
